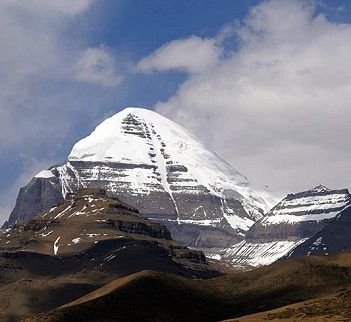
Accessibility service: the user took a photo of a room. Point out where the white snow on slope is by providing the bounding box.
[68,107,277,220]
[150,218,222,226]
[216,239,308,267]
[261,187,351,225]
[261,210,347,225]
[40,230,53,237]
[35,170,55,179]
[53,236,60,256]
[72,237,82,244]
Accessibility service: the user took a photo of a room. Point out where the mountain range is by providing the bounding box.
[3,107,351,267]
[213,185,351,267]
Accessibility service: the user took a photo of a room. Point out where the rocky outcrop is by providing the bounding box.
[3,176,63,228]
[0,188,219,278]
[286,205,351,257]
[111,219,172,240]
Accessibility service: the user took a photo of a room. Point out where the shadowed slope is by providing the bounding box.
[225,287,351,321]
[25,250,351,322]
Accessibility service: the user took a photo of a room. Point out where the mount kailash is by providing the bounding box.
[4,107,351,267]
[4,108,276,256]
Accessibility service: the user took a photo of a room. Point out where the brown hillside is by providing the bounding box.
[25,250,351,322]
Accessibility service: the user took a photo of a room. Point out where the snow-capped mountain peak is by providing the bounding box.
[70,107,247,189]
[6,107,277,253]
[306,185,330,194]
[69,107,276,216]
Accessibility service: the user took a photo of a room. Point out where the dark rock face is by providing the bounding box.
[4,176,63,228]
[163,221,242,248]
[286,206,351,257]
[247,186,351,242]
[4,160,251,248]
[112,220,172,240]
[245,221,326,242]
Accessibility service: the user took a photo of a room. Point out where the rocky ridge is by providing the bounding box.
[0,188,219,279]
[209,185,351,267]
[286,202,351,258]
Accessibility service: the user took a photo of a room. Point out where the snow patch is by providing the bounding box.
[72,237,82,244]
[53,236,61,256]
[86,233,100,237]
[206,254,221,260]
[35,170,55,179]
[218,239,308,266]
[40,231,53,237]
[54,204,73,219]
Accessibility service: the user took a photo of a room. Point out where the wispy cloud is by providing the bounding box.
[0,0,94,16]
[73,46,122,87]
[137,36,222,74]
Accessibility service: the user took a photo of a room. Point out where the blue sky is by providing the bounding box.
[1,0,351,223]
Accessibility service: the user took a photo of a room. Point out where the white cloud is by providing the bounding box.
[73,46,122,87]
[0,0,93,16]
[137,35,222,74]
[0,0,123,220]
[139,0,351,192]
[0,0,121,153]
[0,2,72,151]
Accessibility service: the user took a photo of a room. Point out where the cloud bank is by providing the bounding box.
[139,0,351,192]
[0,0,121,151]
